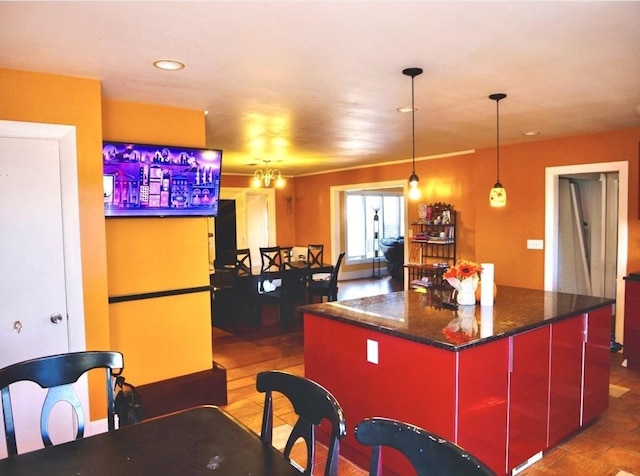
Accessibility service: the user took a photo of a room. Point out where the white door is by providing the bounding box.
[0,121,86,456]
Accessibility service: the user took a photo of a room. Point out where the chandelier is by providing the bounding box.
[252,159,284,188]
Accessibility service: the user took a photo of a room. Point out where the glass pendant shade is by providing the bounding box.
[408,172,420,200]
[489,182,507,207]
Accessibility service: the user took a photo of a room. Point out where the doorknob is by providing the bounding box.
[50,313,64,324]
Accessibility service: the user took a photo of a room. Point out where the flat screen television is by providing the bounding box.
[102,141,222,217]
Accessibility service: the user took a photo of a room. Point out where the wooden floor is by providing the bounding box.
[213,277,640,476]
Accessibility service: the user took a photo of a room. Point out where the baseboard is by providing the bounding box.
[136,362,227,420]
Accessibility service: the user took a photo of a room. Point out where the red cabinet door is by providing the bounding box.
[582,305,612,424]
[548,315,584,447]
[458,338,509,475]
[624,280,640,370]
[304,313,457,474]
[508,325,550,471]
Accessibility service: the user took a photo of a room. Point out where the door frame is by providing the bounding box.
[544,161,628,344]
[219,186,276,252]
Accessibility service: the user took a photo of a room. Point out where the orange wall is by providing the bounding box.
[290,127,640,289]
[102,100,213,385]
[0,68,110,417]
[474,128,639,288]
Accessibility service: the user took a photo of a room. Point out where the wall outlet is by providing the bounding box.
[367,339,379,364]
[527,239,544,250]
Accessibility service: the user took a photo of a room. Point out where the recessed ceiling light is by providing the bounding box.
[153,59,185,71]
[397,107,417,113]
[522,131,540,136]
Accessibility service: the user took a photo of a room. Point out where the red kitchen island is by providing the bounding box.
[302,286,614,476]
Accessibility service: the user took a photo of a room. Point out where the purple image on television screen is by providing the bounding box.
[102,141,223,217]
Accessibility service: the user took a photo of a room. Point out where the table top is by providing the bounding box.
[300,286,615,351]
[0,406,302,476]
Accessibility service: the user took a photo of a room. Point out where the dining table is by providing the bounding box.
[0,405,302,475]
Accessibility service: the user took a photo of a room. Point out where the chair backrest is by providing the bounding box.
[329,252,346,289]
[354,417,496,476]
[307,244,324,268]
[235,248,253,277]
[260,246,283,273]
[280,246,293,265]
[0,351,124,457]
[256,370,347,476]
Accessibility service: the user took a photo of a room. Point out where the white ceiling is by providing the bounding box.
[1,1,639,176]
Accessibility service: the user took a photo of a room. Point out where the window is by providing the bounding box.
[345,190,404,262]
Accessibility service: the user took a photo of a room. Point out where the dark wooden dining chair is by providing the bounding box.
[0,351,124,457]
[354,417,496,476]
[280,246,293,267]
[306,243,325,283]
[235,248,253,277]
[224,248,264,330]
[307,252,345,303]
[307,244,324,268]
[256,370,347,476]
[260,246,283,273]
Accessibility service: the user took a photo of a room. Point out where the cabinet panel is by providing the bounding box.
[548,315,584,446]
[508,326,550,471]
[624,279,640,370]
[458,339,509,475]
[582,306,612,424]
[304,313,457,475]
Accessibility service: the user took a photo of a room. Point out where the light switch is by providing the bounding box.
[527,239,544,250]
[367,339,379,364]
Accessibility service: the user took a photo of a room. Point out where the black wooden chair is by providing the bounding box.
[280,246,294,268]
[235,248,253,277]
[256,370,347,476]
[306,243,325,282]
[259,246,283,273]
[228,248,263,330]
[354,417,496,476]
[307,244,324,268]
[307,252,345,303]
[0,351,124,457]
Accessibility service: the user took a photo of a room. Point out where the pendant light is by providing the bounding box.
[489,93,507,207]
[403,67,423,201]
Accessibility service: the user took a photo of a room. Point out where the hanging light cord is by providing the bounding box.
[495,97,500,182]
[411,75,416,173]
[489,93,506,185]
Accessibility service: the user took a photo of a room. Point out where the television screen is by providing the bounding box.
[102,141,222,217]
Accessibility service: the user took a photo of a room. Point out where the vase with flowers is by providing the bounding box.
[444,259,482,306]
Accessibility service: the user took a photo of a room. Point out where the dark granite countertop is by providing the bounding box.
[624,271,640,281]
[300,286,615,351]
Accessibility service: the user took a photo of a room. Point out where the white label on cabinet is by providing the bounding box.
[367,339,379,364]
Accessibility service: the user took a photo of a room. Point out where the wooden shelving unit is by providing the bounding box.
[405,203,456,285]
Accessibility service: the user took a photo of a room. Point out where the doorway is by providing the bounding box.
[214,199,237,268]
[544,161,629,344]
[0,120,87,456]
[217,187,276,270]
